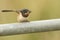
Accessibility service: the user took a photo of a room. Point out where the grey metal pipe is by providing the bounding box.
[0,19,60,36]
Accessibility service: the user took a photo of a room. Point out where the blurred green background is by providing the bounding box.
[0,0,60,40]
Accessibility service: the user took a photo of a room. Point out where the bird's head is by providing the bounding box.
[17,9,31,17]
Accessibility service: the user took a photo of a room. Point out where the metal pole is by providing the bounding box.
[0,19,60,36]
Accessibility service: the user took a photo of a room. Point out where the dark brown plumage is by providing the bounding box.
[17,9,31,22]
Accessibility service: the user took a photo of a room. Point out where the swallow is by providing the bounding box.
[16,9,31,22]
[1,9,31,22]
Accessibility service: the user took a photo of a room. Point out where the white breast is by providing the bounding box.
[17,13,27,22]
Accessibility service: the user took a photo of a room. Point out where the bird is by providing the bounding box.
[1,9,31,22]
[16,9,31,22]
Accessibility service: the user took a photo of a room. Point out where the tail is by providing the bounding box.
[2,10,16,12]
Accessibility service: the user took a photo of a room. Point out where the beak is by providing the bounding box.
[29,11,31,13]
